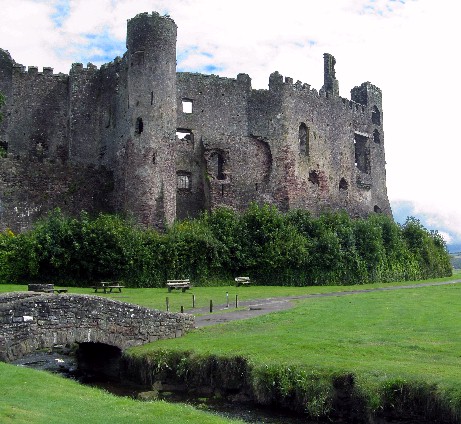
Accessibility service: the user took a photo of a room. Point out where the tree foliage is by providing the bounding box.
[0,206,452,287]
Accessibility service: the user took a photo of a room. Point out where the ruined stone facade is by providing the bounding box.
[0,11,391,232]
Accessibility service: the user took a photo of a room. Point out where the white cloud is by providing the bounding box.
[1,0,460,244]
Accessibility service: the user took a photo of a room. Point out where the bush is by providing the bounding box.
[0,206,452,287]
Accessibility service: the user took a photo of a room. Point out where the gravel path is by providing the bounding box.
[191,279,461,328]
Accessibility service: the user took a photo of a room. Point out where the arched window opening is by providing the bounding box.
[339,178,348,191]
[135,117,143,135]
[371,106,381,125]
[217,153,225,180]
[374,205,382,213]
[373,129,380,144]
[299,123,309,156]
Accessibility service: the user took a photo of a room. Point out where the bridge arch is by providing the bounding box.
[0,292,194,362]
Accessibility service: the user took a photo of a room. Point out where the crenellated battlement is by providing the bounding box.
[11,63,67,80]
[127,11,175,25]
[70,62,99,73]
[0,11,390,232]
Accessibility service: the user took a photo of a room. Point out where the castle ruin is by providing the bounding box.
[0,11,391,232]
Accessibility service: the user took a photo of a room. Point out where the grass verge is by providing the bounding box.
[0,362,243,424]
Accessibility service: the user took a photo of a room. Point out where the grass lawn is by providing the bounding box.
[128,279,461,417]
[0,362,243,424]
[1,271,460,312]
[2,273,461,421]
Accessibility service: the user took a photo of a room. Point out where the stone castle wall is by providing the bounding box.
[0,12,391,233]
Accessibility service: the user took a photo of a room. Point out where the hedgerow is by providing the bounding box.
[0,205,452,286]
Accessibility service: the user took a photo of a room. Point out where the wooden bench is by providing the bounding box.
[167,279,191,292]
[91,281,125,294]
[235,276,251,287]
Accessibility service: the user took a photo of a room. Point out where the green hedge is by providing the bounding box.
[0,206,452,287]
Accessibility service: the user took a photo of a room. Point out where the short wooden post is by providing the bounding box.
[166,297,169,312]
[192,294,196,308]
[181,305,184,313]
[226,291,229,308]
[210,299,213,313]
[235,294,238,308]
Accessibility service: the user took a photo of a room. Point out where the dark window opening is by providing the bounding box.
[135,117,143,135]
[309,170,320,186]
[255,183,259,191]
[354,133,370,174]
[209,151,226,180]
[0,140,8,158]
[176,129,193,142]
[339,178,348,190]
[131,50,145,67]
[151,91,154,105]
[182,98,193,113]
[217,154,225,180]
[371,106,381,125]
[374,205,382,213]
[152,152,156,164]
[177,172,191,190]
[299,123,309,156]
[373,129,380,144]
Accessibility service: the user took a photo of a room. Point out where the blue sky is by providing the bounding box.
[1,0,460,251]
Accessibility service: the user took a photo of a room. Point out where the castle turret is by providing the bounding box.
[322,53,339,97]
[120,12,177,227]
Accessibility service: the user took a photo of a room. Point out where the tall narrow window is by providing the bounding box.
[209,151,226,180]
[182,98,193,114]
[371,106,381,125]
[354,133,370,174]
[135,117,143,135]
[299,123,309,156]
[373,129,380,144]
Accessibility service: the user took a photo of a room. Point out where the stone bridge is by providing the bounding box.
[0,292,195,362]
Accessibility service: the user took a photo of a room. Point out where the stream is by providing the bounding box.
[12,347,424,424]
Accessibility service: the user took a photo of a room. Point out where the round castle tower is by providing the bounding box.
[121,12,177,228]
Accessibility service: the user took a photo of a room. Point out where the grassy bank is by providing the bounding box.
[0,362,242,424]
[126,281,461,421]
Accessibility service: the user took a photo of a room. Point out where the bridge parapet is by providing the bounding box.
[0,292,195,362]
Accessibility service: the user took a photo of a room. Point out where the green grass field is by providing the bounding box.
[2,273,461,422]
[2,271,460,312]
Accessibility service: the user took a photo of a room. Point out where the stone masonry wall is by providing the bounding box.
[0,11,392,232]
[0,292,195,362]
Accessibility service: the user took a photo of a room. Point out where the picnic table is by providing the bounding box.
[235,276,251,287]
[166,279,191,292]
[91,281,125,293]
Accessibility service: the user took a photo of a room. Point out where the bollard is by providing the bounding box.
[192,294,196,308]
[181,305,184,313]
[210,299,213,313]
[166,297,169,312]
[226,291,229,308]
[235,294,238,308]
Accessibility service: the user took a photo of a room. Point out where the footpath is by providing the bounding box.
[191,279,461,328]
